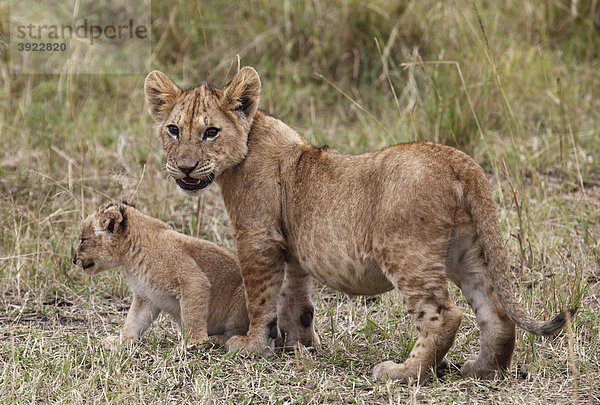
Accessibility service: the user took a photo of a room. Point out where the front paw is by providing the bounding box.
[275,338,317,354]
[373,360,421,383]
[225,335,274,356]
[208,335,229,346]
[185,333,209,347]
[101,335,121,349]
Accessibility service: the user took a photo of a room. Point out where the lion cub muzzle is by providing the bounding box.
[73,250,95,270]
[176,172,215,191]
[73,240,96,271]
[167,160,216,192]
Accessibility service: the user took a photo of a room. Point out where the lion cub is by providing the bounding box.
[144,66,576,382]
[72,201,249,346]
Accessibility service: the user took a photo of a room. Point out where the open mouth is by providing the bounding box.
[176,173,215,191]
[82,262,95,270]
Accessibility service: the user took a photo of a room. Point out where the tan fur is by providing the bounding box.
[144,67,575,381]
[72,201,249,346]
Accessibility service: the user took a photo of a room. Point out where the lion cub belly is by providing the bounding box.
[295,250,393,296]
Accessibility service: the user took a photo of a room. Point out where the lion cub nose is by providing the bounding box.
[177,162,198,175]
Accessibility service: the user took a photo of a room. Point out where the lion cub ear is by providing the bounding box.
[99,203,125,234]
[222,66,261,122]
[144,70,181,123]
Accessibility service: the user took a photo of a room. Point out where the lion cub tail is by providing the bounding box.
[460,164,576,336]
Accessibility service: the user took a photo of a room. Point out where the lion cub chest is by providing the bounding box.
[126,271,181,322]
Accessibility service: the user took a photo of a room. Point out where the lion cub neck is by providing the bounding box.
[112,208,171,270]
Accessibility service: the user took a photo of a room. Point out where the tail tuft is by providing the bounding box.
[534,308,578,336]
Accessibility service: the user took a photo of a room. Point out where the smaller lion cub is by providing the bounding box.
[73,201,249,346]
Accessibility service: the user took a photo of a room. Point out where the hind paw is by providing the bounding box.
[461,358,502,379]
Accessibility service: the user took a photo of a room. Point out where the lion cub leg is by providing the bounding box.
[179,273,211,345]
[225,238,285,356]
[276,260,319,350]
[458,274,515,378]
[111,294,160,346]
[446,231,515,378]
[373,244,463,382]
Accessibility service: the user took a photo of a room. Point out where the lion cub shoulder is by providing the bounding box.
[73,201,248,346]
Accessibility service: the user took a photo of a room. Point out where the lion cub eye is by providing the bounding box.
[203,127,220,141]
[166,124,180,139]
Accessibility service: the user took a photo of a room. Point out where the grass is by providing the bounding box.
[1,0,599,403]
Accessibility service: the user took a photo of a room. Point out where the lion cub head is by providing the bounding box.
[72,202,128,274]
[144,67,261,195]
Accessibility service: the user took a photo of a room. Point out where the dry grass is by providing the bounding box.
[1,0,599,403]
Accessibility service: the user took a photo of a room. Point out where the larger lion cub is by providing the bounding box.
[144,67,575,382]
[73,201,249,345]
